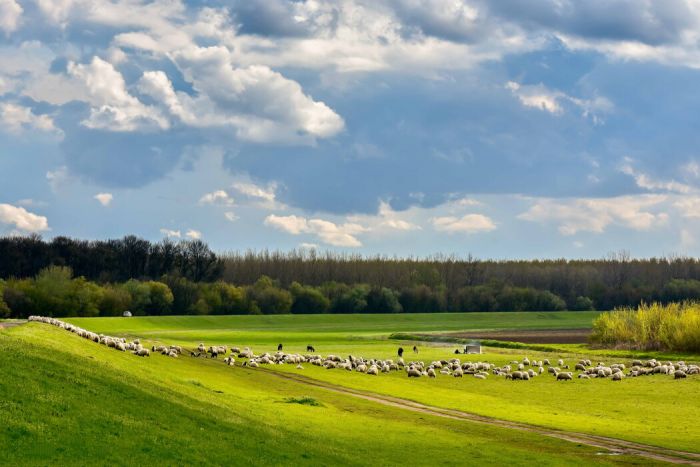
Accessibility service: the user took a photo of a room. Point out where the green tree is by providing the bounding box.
[331,284,370,314]
[366,287,402,313]
[289,282,330,314]
[99,285,132,316]
[246,276,292,314]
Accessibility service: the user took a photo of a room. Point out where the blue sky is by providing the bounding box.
[1,0,700,258]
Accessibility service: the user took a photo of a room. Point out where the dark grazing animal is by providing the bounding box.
[398,347,404,357]
[277,343,283,351]
[306,345,315,352]
[413,345,419,354]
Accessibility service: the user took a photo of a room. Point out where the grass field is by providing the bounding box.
[2,311,698,465]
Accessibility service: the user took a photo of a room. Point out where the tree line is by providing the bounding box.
[4,236,700,315]
[0,234,222,282]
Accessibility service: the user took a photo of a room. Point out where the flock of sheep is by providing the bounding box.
[26,316,699,382]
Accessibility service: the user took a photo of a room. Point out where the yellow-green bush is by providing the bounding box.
[591,302,700,352]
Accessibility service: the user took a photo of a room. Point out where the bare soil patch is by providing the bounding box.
[438,328,591,344]
[0,320,26,330]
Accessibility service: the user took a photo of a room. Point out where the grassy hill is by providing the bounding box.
[1,320,648,466]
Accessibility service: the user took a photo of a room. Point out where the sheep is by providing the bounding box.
[511,371,524,380]
[543,359,550,366]
[397,347,404,358]
[168,351,178,358]
[407,368,421,377]
[135,348,150,357]
[277,344,283,351]
[538,366,544,374]
[522,357,530,366]
[427,368,436,378]
[248,361,259,368]
[557,359,564,367]
[453,368,463,377]
[367,365,379,376]
[674,370,687,379]
[556,372,573,381]
[413,345,419,354]
[575,363,586,371]
[306,345,315,352]
[612,372,624,381]
[578,374,590,379]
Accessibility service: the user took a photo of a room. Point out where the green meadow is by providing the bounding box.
[2,311,698,465]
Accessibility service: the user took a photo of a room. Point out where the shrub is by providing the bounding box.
[591,302,700,352]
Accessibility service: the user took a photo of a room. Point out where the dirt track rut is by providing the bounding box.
[259,368,700,465]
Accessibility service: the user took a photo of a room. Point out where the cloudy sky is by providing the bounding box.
[1,0,700,258]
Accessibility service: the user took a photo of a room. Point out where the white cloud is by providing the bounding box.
[160,228,181,238]
[186,229,202,239]
[0,103,60,135]
[264,214,366,247]
[169,46,344,143]
[0,203,49,232]
[94,193,113,206]
[347,201,421,232]
[432,214,496,234]
[68,56,169,131]
[224,211,239,222]
[674,197,700,218]
[199,189,234,206]
[46,166,69,193]
[299,242,319,249]
[506,81,613,121]
[680,228,695,250]
[232,181,277,203]
[620,160,693,194]
[518,195,669,235]
[264,214,309,235]
[0,0,22,35]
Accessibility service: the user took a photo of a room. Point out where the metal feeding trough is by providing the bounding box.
[464,342,481,354]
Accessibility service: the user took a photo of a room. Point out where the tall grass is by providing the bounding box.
[591,302,700,352]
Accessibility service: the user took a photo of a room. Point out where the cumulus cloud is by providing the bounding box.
[0,0,22,35]
[224,211,239,222]
[518,195,669,235]
[0,203,49,232]
[68,56,169,131]
[620,160,692,194]
[160,228,181,238]
[94,193,113,206]
[347,201,421,232]
[674,197,700,218]
[199,190,234,206]
[186,229,202,239]
[0,103,60,135]
[46,166,69,193]
[232,181,277,203]
[264,214,366,247]
[506,81,613,121]
[432,214,496,234]
[167,46,344,143]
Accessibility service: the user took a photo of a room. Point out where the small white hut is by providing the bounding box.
[122,310,132,317]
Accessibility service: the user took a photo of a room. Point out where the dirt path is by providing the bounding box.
[0,320,26,330]
[259,368,700,465]
[431,328,592,344]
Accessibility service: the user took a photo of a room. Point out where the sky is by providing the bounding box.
[1,0,700,259]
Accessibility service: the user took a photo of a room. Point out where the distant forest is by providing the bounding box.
[3,235,700,317]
